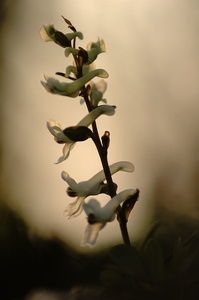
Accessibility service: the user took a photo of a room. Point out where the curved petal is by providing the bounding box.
[77,105,115,127]
[90,80,107,106]
[64,196,85,219]
[65,65,78,78]
[81,223,105,247]
[91,80,107,94]
[65,32,83,41]
[95,69,109,78]
[83,198,115,222]
[56,142,75,164]
[86,49,99,65]
[86,38,106,52]
[83,198,101,215]
[64,47,79,57]
[47,120,68,142]
[61,171,78,190]
[61,171,102,196]
[40,24,56,42]
[102,189,137,220]
[87,161,134,187]
[41,75,61,93]
[85,38,106,65]
[76,181,102,196]
[82,63,96,76]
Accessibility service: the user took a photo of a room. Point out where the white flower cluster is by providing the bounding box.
[40,19,137,246]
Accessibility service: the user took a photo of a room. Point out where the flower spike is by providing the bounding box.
[41,17,139,247]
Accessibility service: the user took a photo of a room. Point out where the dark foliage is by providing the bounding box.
[1,202,199,300]
[0,202,107,299]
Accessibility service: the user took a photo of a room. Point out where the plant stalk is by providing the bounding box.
[82,88,131,245]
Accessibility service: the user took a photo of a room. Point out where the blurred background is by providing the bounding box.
[1,0,199,250]
[2,0,199,298]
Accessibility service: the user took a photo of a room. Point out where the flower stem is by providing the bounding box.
[82,87,131,245]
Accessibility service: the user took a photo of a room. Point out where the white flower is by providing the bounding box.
[64,38,106,65]
[41,69,108,98]
[80,79,107,106]
[90,80,108,107]
[62,161,134,218]
[65,63,95,79]
[40,24,83,44]
[81,189,137,247]
[47,105,116,163]
[86,38,106,64]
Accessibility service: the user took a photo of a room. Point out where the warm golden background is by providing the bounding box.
[1,0,199,250]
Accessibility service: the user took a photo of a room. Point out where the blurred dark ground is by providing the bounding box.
[1,194,199,300]
[0,198,108,299]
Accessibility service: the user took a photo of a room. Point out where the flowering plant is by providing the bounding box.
[40,17,139,247]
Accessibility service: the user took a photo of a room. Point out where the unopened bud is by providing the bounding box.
[61,16,76,32]
[120,189,140,222]
[101,131,110,150]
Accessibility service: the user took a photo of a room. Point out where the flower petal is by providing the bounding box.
[83,189,137,223]
[65,66,78,78]
[85,38,106,65]
[47,120,68,142]
[40,24,56,42]
[64,47,79,57]
[77,105,115,127]
[81,223,105,247]
[86,38,106,52]
[102,189,137,220]
[61,171,78,190]
[56,142,75,164]
[83,198,101,215]
[61,170,102,197]
[64,196,85,219]
[65,32,83,41]
[87,161,134,188]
